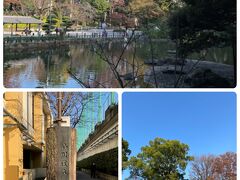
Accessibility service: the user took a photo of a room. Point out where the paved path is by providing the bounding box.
[76,171,101,180]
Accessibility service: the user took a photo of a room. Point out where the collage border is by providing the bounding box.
[0,1,239,179]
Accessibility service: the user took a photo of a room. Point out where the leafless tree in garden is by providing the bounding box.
[60,0,213,88]
[46,92,102,128]
[69,2,96,26]
[64,0,203,88]
[19,0,50,18]
[93,30,141,88]
[84,4,202,88]
[67,30,152,88]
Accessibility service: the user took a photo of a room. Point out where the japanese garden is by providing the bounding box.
[3,0,236,88]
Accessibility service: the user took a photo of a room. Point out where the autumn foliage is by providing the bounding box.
[190,152,236,180]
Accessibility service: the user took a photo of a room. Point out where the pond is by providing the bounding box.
[3,40,234,88]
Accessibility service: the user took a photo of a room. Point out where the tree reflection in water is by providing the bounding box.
[3,41,233,88]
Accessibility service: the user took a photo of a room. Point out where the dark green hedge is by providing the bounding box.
[77,148,118,176]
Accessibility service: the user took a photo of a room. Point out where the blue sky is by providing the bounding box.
[122,92,236,179]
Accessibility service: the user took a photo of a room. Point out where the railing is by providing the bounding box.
[88,123,118,150]
[3,30,143,44]
[3,35,63,44]
[66,30,142,39]
[66,31,125,39]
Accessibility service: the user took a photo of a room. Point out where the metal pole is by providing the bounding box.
[56,92,62,125]
[98,92,101,122]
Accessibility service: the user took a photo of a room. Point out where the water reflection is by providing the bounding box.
[4,41,233,88]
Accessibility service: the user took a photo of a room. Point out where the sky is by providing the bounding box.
[122,92,236,179]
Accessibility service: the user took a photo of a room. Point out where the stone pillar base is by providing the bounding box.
[46,126,76,180]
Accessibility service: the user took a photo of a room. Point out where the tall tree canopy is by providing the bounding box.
[88,0,110,20]
[129,0,181,25]
[168,0,236,57]
[127,0,182,38]
[122,139,131,170]
[127,137,193,179]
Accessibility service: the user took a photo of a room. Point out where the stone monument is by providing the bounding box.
[46,93,76,180]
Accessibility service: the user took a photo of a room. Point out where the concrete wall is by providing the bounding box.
[77,122,118,161]
[77,105,118,161]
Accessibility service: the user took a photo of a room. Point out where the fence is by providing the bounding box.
[3,35,62,44]
[3,30,143,44]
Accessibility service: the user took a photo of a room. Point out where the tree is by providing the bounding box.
[120,0,183,88]
[213,152,237,180]
[127,137,193,179]
[128,0,162,30]
[70,1,96,26]
[128,0,181,27]
[4,0,22,15]
[190,152,237,180]
[19,0,49,18]
[168,0,236,87]
[122,139,131,170]
[168,0,236,58]
[42,8,73,32]
[109,0,129,28]
[89,0,110,21]
[46,92,100,128]
[190,155,216,180]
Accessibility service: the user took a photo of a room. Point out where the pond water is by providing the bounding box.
[4,41,233,88]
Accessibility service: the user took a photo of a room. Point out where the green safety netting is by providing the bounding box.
[76,92,117,149]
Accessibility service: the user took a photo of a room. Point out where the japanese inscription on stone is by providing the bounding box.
[61,143,69,175]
